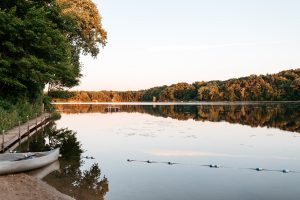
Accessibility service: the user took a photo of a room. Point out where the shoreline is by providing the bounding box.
[0,113,73,200]
[0,173,74,200]
[51,101,300,106]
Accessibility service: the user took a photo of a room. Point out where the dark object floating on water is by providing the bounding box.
[83,156,95,159]
[165,161,182,165]
[0,148,60,175]
[282,169,290,173]
[209,164,221,168]
[142,160,155,163]
[126,159,155,163]
[163,161,179,165]
[125,159,298,174]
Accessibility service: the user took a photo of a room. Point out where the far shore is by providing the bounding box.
[51,101,300,106]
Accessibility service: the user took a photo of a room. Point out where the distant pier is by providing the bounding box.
[105,106,121,112]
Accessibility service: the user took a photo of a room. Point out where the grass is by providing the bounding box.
[0,98,45,132]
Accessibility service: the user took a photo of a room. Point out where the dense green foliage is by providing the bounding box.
[195,68,300,101]
[52,68,300,102]
[0,98,43,131]
[48,90,76,99]
[0,0,105,130]
[0,0,81,99]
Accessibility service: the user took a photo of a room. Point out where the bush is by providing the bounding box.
[0,98,44,131]
[48,90,76,99]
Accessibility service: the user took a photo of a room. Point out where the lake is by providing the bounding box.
[20,103,300,200]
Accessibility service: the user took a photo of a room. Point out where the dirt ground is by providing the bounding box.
[0,173,74,200]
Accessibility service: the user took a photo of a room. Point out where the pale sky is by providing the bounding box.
[74,0,300,91]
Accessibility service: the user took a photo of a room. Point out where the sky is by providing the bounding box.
[74,0,300,91]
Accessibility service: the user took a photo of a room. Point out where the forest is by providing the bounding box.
[50,68,300,102]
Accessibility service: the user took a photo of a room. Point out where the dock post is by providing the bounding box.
[27,134,29,152]
[35,113,38,133]
[27,115,29,135]
[42,116,46,136]
[2,130,4,153]
[18,121,21,150]
[18,121,21,141]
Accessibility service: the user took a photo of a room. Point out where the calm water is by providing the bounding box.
[22,103,300,200]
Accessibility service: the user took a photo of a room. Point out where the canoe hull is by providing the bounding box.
[0,148,60,175]
[27,160,60,179]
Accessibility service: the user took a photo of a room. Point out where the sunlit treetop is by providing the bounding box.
[56,0,107,57]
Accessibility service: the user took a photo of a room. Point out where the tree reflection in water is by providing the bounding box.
[18,123,109,200]
[53,103,300,133]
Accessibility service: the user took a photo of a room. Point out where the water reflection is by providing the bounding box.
[53,103,300,133]
[50,104,300,200]
[17,123,109,200]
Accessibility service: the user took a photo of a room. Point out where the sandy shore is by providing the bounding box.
[0,173,74,200]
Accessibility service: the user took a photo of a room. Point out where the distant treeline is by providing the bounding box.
[50,68,300,102]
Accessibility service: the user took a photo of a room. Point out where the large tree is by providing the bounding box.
[0,0,106,100]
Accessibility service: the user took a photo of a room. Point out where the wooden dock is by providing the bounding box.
[0,113,51,153]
